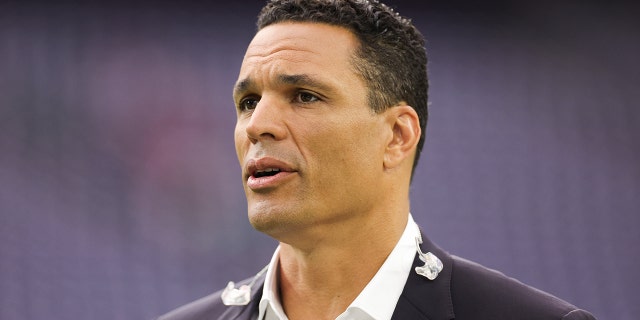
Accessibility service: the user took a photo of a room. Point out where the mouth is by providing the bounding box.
[252,168,282,178]
[245,157,296,190]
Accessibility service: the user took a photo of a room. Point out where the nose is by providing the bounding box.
[245,97,287,143]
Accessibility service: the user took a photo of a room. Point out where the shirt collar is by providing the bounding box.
[258,245,287,320]
[258,214,420,320]
[338,214,419,320]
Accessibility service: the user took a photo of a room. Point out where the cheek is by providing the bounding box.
[308,121,382,172]
[234,124,246,161]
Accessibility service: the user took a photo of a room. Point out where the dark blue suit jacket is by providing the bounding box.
[158,233,596,320]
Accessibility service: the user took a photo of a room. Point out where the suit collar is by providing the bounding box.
[392,230,455,320]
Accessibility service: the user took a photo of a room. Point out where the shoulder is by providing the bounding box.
[157,290,226,320]
[449,255,596,319]
[157,276,262,320]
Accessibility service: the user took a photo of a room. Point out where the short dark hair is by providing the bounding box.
[257,0,429,177]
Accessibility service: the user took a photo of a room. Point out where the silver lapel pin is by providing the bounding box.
[414,228,443,280]
[221,265,269,306]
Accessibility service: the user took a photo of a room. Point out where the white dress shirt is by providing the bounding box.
[258,214,420,320]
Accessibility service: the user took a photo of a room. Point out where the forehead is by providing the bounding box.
[237,22,360,87]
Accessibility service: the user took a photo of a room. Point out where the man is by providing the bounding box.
[159,0,596,319]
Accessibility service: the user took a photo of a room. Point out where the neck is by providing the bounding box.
[277,209,409,320]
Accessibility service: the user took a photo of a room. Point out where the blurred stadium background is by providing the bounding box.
[1,1,638,319]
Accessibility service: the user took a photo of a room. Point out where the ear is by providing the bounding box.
[383,105,421,170]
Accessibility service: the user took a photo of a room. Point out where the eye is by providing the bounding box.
[238,96,260,112]
[295,91,320,103]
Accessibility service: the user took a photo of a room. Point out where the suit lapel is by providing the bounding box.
[391,231,455,320]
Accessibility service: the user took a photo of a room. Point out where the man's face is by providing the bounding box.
[233,22,390,239]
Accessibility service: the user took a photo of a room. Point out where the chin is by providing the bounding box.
[248,207,287,232]
[247,206,309,239]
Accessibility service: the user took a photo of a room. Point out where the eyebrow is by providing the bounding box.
[277,74,333,93]
[233,73,335,97]
[233,78,254,98]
